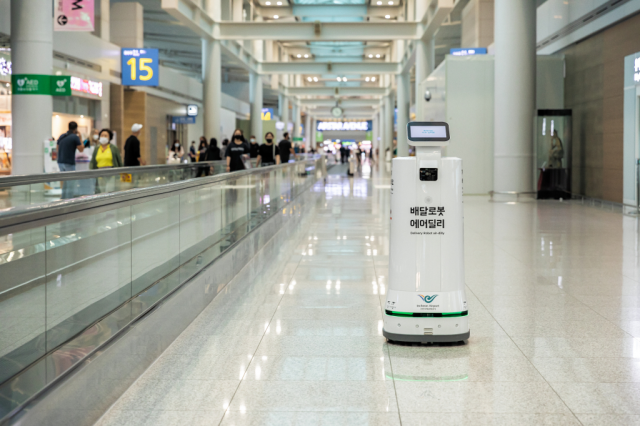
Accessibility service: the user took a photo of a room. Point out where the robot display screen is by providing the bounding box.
[410,125,448,139]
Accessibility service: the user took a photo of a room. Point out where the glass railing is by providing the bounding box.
[0,156,326,419]
[0,155,321,211]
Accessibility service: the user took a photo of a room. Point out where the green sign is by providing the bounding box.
[11,74,71,96]
[293,137,303,142]
[316,131,323,141]
[50,75,71,96]
[12,74,51,95]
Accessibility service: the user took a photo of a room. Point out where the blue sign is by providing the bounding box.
[172,116,196,124]
[121,48,159,86]
[450,48,487,56]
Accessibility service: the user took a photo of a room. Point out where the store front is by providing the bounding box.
[0,54,104,174]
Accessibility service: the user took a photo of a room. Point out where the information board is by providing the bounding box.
[121,48,159,87]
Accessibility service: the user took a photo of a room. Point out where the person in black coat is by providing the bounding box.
[197,138,222,177]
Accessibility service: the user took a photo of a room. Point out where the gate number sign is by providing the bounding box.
[121,48,159,87]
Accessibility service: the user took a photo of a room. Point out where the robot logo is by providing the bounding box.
[418,294,438,303]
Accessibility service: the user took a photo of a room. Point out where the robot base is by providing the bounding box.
[382,314,470,343]
[383,329,470,344]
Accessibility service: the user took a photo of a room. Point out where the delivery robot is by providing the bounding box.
[383,122,469,343]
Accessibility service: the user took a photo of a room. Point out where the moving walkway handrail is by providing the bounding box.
[0,157,322,231]
[0,154,320,187]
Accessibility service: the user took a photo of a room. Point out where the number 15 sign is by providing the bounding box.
[121,48,159,87]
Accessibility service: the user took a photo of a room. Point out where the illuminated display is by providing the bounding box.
[317,121,371,131]
[70,76,102,97]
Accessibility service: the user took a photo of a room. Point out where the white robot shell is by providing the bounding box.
[383,122,469,344]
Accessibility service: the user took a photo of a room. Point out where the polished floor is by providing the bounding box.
[96,161,640,426]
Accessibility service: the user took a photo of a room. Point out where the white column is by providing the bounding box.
[293,101,302,141]
[232,0,243,21]
[494,0,536,194]
[384,93,394,157]
[372,112,379,159]
[281,95,290,124]
[379,106,385,157]
[203,38,222,138]
[396,72,410,157]
[310,116,316,149]
[304,112,311,149]
[415,39,434,121]
[11,0,53,175]
[250,71,263,142]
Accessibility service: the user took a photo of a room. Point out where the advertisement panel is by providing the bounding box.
[54,0,95,32]
[121,48,160,87]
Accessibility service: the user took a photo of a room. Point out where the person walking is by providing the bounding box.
[220,138,229,159]
[189,141,197,162]
[90,129,123,169]
[57,121,84,199]
[83,129,99,148]
[167,140,184,164]
[124,123,145,166]
[197,138,222,177]
[256,132,280,167]
[278,132,295,164]
[249,135,260,158]
[226,129,249,172]
[90,129,123,193]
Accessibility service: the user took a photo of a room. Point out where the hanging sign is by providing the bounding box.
[121,49,160,87]
[51,76,72,96]
[450,47,487,56]
[54,0,95,32]
[172,116,196,124]
[70,76,103,97]
[11,75,51,95]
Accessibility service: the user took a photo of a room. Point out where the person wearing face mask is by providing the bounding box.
[84,129,99,148]
[167,140,184,164]
[90,129,123,170]
[256,132,280,167]
[249,135,260,158]
[226,129,249,172]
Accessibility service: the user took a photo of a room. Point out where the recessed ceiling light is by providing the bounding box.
[265,1,271,4]
[377,1,382,4]
[365,77,370,82]
[376,54,381,58]
[343,77,347,82]
[273,15,279,19]
[368,54,373,58]
[304,54,309,58]
[277,1,282,4]
[297,54,301,58]
[372,77,376,82]
[313,77,318,82]
[307,77,312,82]
[388,1,393,4]
[337,77,341,82]
[385,14,390,19]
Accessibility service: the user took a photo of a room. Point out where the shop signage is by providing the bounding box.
[172,116,196,124]
[0,58,11,76]
[51,76,71,96]
[71,76,102,97]
[450,48,487,56]
[187,104,198,117]
[293,137,303,142]
[54,0,95,32]
[261,108,274,120]
[634,57,640,83]
[11,75,51,95]
[121,48,159,87]
[316,121,372,132]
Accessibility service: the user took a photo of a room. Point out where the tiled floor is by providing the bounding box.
[96,161,640,426]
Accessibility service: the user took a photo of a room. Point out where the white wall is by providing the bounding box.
[418,55,565,195]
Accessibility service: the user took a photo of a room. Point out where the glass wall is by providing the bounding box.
[0,157,323,416]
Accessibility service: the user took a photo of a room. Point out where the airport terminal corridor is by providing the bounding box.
[93,164,640,426]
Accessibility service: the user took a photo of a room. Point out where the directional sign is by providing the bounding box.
[54,0,95,32]
[121,48,159,87]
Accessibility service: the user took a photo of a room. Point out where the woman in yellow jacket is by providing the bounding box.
[90,129,123,193]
